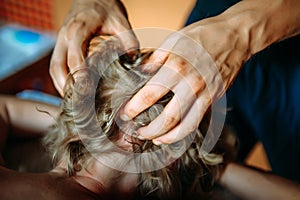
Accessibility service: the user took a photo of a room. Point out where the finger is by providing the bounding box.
[50,34,69,96]
[137,82,196,139]
[66,22,89,72]
[106,0,139,53]
[120,61,184,120]
[67,38,85,72]
[137,68,206,139]
[141,49,169,73]
[120,83,170,121]
[138,63,205,139]
[112,25,140,55]
[152,92,211,145]
[137,54,206,139]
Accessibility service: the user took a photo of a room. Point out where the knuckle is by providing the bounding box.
[191,76,206,96]
[140,90,157,105]
[69,20,86,32]
[163,113,179,128]
[126,107,137,118]
[174,59,188,74]
[65,20,89,40]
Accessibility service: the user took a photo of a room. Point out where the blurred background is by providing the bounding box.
[0,0,195,97]
[0,0,270,173]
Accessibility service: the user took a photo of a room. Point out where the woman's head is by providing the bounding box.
[44,36,225,199]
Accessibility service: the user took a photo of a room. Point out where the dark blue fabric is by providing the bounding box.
[227,36,300,182]
[186,0,300,182]
[185,0,239,25]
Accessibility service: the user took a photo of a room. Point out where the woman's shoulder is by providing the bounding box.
[45,170,101,200]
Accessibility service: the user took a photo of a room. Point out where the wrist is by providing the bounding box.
[189,0,300,77]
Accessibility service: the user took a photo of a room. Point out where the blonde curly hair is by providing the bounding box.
[44,36,228,199]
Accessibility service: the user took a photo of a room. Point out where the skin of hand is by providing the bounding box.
[120,0,300,145]
[50,0,139,96]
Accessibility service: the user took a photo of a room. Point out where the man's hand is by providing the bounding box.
[120,0,300,145]
[120,19,244,145]
[50,0,139,96]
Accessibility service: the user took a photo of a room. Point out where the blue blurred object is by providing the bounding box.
[17,90,61,106]
[15,30,41,44]
[0,24,56,80]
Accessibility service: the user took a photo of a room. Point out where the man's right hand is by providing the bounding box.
[50,0,139,96]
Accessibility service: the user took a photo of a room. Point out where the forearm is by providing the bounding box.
[219,162,300,200]
[181,0,299,86]
[218,0,300,55]
[0,95,59,138]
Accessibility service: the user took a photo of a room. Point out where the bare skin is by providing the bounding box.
[46,1,300,197]
[218,163,300,200]
[50,0,300,145]
[1,96,300,199]
[0,95,137,200]
[49,0,139,96]
[121,0,300,145]
[0,166,97,200]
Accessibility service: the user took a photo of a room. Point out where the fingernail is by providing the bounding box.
[153,140,161,146]
[120,113,130,121]
[141,63,153,72]
[137,135,145,140]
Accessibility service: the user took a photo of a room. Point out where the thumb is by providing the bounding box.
[114,27,140,59]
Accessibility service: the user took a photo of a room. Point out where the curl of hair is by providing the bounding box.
[44,36,226,199]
